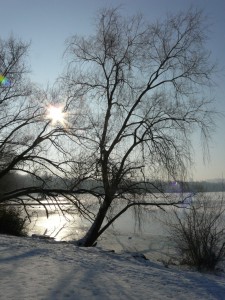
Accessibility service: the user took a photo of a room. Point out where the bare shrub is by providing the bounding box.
[168,194,225,271]
[0,205,28,237]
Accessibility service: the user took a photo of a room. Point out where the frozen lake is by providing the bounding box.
[27,192,224,260]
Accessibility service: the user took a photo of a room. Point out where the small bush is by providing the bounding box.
[167,194,225,271]
[0,205,28,236]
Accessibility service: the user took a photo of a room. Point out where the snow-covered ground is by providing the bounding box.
[0,234,225,299]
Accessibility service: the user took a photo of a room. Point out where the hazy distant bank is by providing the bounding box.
[1,172,225,196]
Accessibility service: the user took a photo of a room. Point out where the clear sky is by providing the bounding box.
[0,0,225,181]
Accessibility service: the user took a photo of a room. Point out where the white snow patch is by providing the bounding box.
[0,234,225,299]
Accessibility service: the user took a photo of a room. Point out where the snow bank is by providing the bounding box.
[0,234,225,299]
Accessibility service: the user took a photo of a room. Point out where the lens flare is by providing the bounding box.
[0,74,11,87]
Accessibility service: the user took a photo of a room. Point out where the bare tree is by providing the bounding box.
[0,36,93,221]
[61,7,216,247]
[60,8,217,246]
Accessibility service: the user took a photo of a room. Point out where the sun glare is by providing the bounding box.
[47,105,66,126]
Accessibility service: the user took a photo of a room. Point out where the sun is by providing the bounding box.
[47,105,66,126]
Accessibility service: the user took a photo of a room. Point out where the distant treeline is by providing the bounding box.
[181,181,225,193]
[0,172,224,196]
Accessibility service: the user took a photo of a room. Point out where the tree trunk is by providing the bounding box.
[77,199,111,247]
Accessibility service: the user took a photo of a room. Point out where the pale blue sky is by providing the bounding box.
[0,0,225,180]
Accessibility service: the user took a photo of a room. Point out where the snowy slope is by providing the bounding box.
[0,234,225,300]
